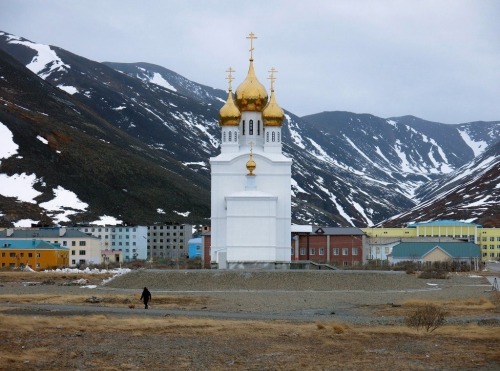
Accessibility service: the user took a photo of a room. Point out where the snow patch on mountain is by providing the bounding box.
[0,121,18,162]
[57,85,79,95]
[458,129,488,157]
[148,72,177,91]
[7,37,70,79]
[0,173,42,203]
[39,186,88,224]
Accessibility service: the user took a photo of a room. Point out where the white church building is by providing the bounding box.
[210,33,292,269]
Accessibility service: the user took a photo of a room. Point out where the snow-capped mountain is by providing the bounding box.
[0,30,498,227]
[383,140,499,227]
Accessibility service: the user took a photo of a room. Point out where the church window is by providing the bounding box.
[249,120,254,135]
[228,131,232,142]
[257,120,260,135]
[272,132,276,142]
[277,132,280,142]
[242,120,245,135]
[266,132,269,142]
[234,131,237,141]
[223,132,226,142]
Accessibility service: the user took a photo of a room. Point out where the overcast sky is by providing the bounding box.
[1,0,499,124]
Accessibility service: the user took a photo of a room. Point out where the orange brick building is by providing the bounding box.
[0,239,69,270]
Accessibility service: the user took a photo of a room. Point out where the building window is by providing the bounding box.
[79,241,86,246]
[352,248,358,256]
[490,237,495,241]
[242,120,245,135]
[277,132,280,142]
[491,253,495,257]
[333,248,339,256]
[342,248,348,256]
[228,131,232,142]
[28,253,33,258]
[36,253,40,258]
[249,120,253,135]
[482,237,487,241]
[71,250,75,255]
[72,241,76,246]
[266,132,269,142]
[79,259,85,265]
[9,252,15,257]
[72,260,76,265]
[299,248,306,255]
[490,245,495,249]
[272,132,275,142]
[319,247,324,255]
[309,248,315,256]
[291,248,294,255]
[223,131,226,141]
[79,250,86,255]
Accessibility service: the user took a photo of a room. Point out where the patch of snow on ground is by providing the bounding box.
[0,173,41,203]
[149,72,177,91]
[112,105,126,111]
[0,121,19,162]
[14,219,40,227]
[90,215,123,226]
[39,186,89,223]
[36,135,48,145]
[291,178,308,197]
[57,85,79,95]
[286,114,306,149]
[157,208,166,214]
[351,199,374,226]
[174,210,191,217]
[393,140,413,172]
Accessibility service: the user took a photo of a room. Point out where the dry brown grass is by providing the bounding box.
[0,313,499,370]
[0,271,112,284]
[375,295,498,317]
[0,293,210,308]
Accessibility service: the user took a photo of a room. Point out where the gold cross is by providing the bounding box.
[246,32,257,60]
[225,67,235,90]
[268,67,278,91]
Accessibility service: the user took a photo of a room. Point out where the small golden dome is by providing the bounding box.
[246,155,256,175]
[219,89,241,126]
[235,60,269,112]
[262,89,284,127]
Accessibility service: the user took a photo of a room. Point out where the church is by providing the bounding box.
[210,33,292,269]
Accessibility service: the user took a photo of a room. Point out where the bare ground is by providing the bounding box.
[1,269,499,370]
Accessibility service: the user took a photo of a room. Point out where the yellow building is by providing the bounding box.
[0,239,69,270]
[362,220,499,262]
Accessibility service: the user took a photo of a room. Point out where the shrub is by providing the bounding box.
[405,304,446,332]
[418,269,448,279]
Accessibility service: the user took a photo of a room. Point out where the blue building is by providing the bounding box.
[187,238,202,259]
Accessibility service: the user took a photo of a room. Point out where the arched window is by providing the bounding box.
[277,132,280,142]
[257,120,260,135]
[249,120,254,135]
[228,131,232,142]
[234,131,238,141]
[223,131,226,142]
[266,132,269,142]
[242,120,245,135]
[272,132,276,142]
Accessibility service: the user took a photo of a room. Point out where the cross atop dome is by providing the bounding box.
[268,67,278,91]
[225,67,235,91]
[246,32,257,61]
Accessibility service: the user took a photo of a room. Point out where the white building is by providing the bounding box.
[79,225,148,261]
[210,33,292,269]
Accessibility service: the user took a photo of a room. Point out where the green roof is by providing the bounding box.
[392,242,480,258]
[0,239,69,250]
[407,220,482,228]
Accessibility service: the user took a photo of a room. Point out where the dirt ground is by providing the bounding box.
[1,270,499,370]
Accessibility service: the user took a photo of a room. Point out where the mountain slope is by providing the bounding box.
[0,48,210,226]
[383,139,500,227]
[1,30,498,227]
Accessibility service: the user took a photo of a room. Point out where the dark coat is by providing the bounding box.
[140,288,152,303]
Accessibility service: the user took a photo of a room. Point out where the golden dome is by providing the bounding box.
[219,89,241,126]
[235,60,269,112]
[246,153,256,175]
[262,89,284,127]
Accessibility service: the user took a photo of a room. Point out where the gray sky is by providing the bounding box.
[2,0,499,124]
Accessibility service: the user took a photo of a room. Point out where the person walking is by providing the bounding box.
[140,287,152,309]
